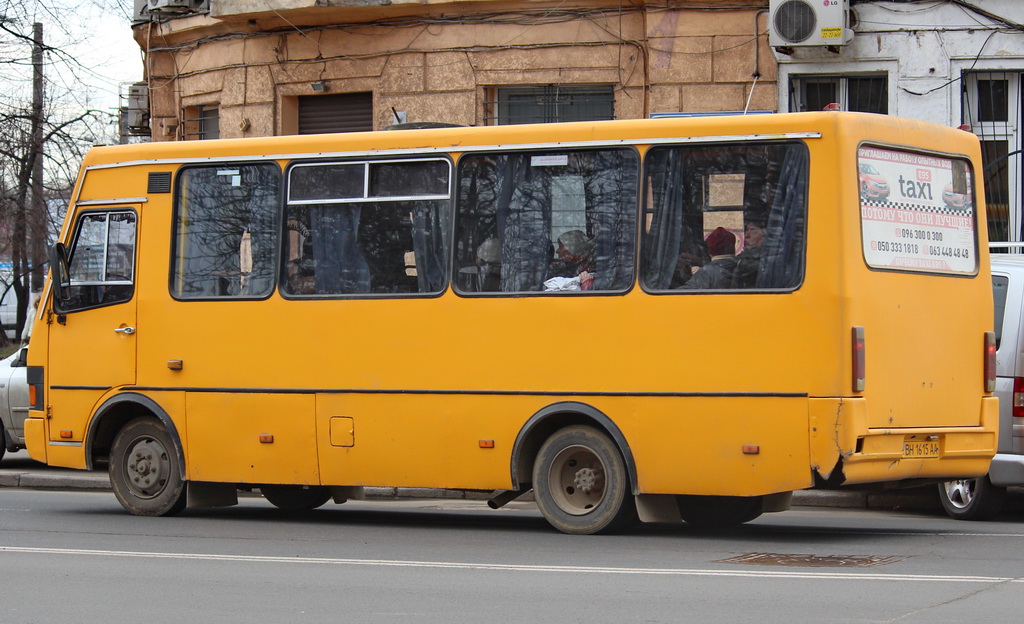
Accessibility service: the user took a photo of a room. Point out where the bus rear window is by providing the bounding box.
[858,147,977,275]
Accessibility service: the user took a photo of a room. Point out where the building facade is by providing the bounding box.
[132,0,777,138]
[771,0,1023,243]
[131,0,1022,241]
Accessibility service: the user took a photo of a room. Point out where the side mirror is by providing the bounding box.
[48,242,71,312]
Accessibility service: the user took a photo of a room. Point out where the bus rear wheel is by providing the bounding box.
[532,425,636,535]
[109,418,187,517]
[261,485,332,510]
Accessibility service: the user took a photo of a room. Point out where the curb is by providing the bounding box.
[0,468,942,511]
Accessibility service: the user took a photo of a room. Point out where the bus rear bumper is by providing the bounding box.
[810,396,998,485]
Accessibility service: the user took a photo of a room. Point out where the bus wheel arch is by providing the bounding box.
[88,394,188,517]
[512,402,639,534]
[86,393,185,475]
[511,402,637,492]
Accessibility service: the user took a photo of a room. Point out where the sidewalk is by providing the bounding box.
[0,461,944,512]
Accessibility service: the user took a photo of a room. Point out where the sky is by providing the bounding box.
[0,1,146,139]
[54,1,145,114]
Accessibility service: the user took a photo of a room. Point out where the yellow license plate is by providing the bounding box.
[902,438,941,458]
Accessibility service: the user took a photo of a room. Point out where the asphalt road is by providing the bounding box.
[2,464,1024,623]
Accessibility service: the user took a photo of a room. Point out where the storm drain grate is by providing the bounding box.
[717,552,902,568]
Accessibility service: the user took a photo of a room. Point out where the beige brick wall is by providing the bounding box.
[139,2,775,140]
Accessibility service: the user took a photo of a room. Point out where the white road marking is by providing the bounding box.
[1,546,1022,583]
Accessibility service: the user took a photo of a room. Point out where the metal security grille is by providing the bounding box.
[484,85,615,125]
[963,72,1023,244]
[298,93,374,134]
[181,104,220,140]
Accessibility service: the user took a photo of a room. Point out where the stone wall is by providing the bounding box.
[137,1,776,140]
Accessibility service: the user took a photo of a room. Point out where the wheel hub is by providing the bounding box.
[574,467,597,493]
[126,439,167,497]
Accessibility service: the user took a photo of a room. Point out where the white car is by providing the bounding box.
[938,254,1024,519]
[0,346,30,461]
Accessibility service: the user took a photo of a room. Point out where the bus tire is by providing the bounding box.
[937,475,1006,521]
[261,485,332,510]
[109,418,187,517]
[676,495,763,526]
[532,425,636,535]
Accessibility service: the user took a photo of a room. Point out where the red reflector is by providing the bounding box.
[479,440,495,449]
[741,445,760,455]
[259,434,274,444]
[59,430,73,439]
[852,326,866,392]
[28,385,37,408]
[1013,377,1024,419]
[985,331,997,393]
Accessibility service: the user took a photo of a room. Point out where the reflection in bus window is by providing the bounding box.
[640,142,808,291]
[172,164,280,299]
[455,149,638,293]
[282,159,450,296]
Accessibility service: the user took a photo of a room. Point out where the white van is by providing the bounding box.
[939,253,1024,519]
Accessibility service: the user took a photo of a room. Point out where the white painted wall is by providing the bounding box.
[775,0,1024,125]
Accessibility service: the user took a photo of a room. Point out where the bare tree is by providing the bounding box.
[1,1,128,345]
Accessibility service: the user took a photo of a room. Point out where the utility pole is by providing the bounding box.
[30,21,46,293]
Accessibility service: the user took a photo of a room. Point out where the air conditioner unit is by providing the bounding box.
[146,0,196,14]
[769,0,854,48]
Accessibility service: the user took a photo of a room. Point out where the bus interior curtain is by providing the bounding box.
[643,151,685,289]
[311,205,372,293]
[584,151,637,291]
[411,202,448,292]
[756,147,808,289]
[497,156,552,291]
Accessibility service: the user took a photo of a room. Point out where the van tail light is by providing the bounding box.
[852,326,865,392]
[1013,377,1024,418]
[985,331,997,393]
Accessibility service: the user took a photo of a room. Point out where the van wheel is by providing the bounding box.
[261,485,332,510]
[110,418,187,517]
[532,425,636,535]
[0,425,7,461]
[676,495,763,526]
[938,475,1006,520]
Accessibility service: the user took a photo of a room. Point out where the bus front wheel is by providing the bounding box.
[109,418,187,517]
[261,485,332,510]
[532,425,636,535]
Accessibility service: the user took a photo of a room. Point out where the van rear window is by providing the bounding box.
[859,146,977,275]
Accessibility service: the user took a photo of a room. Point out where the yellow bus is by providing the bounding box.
[26,112,997,534]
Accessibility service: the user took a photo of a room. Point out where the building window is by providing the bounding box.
[182,104,220,140]
[485,85,614,125]
[963,72,1022,244]
[790,75,888,113]
[298,93,373,134]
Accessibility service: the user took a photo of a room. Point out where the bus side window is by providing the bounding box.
[454,148,638,294]
[640,142,808,292]
[61,210,137,312]
[172,163,280,299]
[283,159,450,297]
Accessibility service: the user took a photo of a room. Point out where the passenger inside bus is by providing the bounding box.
[682,227,737,290]
[544,230,596,291]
